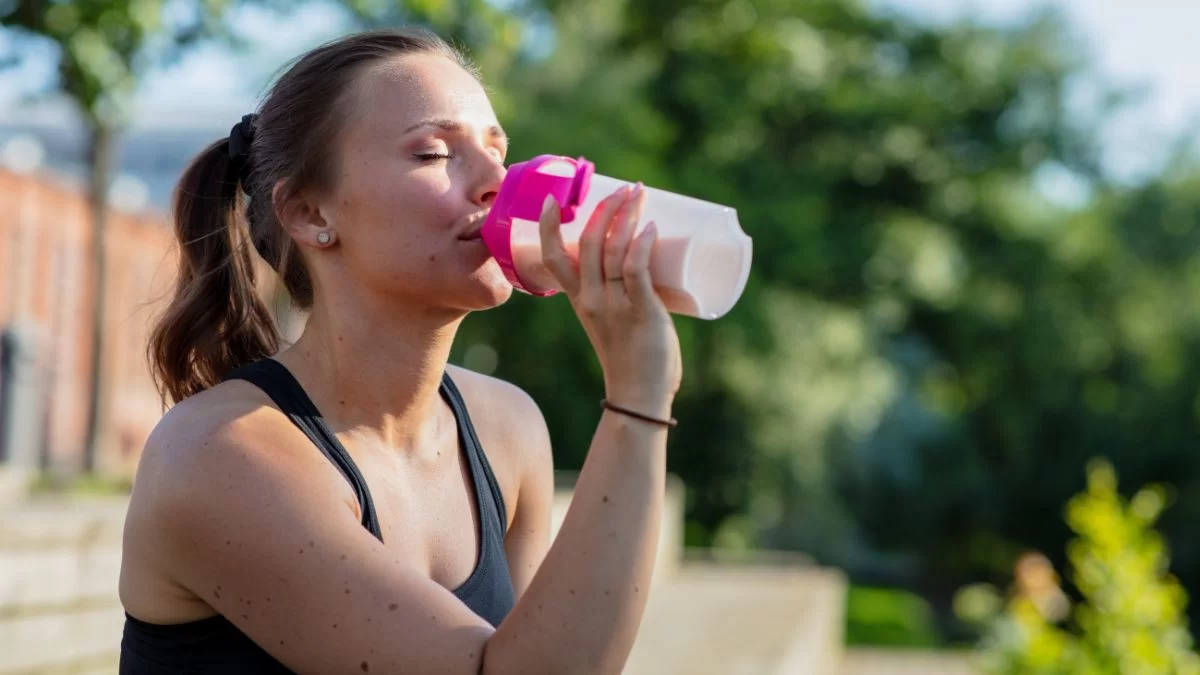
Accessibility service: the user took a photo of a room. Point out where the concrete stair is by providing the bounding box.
[626,560,846,675]
[0,497,128,675]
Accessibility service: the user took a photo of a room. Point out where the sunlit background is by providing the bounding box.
[2,0,1200,673]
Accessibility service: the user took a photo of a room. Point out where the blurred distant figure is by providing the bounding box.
[1013,551,1070,623]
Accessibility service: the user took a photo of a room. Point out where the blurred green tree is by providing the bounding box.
[425,0,1110,559]
[1,0,236,472]
[432,0,1200,627]
[336,0,530,77]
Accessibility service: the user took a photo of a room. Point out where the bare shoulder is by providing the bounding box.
[140,381,271,455]
[444,365,550,451]
[444,366,553,508]
[132,379,317,493]
[130,377,359,529]
[444,365,542,422]
[121,380,354,620]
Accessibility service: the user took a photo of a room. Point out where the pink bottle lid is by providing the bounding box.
[481,154,595,296]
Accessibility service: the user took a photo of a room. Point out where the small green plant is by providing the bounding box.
[956,460,1200,675]
[845,585,941,648]
[28,471,133,497]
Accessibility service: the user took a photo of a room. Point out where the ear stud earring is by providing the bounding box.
[317,231,332,245]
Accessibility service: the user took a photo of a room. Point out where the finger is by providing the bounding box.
[579,185,630,293]
[604,183,644,284]
[537,194,579,294]
[623,220,660,311]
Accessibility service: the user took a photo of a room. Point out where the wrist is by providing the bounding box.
[601,389,675,421]
[601,399,677,428]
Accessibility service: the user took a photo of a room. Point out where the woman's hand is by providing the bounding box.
[537,184,683,418]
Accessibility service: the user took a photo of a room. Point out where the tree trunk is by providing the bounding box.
[82,123,114,474]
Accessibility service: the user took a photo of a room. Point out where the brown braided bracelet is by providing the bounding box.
[600,399,678,428]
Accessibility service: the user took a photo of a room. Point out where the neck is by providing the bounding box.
[278,291,464,451]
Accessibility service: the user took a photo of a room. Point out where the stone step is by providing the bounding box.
[0,498,127,550]
[0,547,122,612]
[840,648,978,675]
[624,561,847,675]
[0,606,124,675]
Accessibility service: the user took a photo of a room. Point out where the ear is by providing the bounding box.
[273,179,331,248]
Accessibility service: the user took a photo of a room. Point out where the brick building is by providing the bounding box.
[0,166,180,476]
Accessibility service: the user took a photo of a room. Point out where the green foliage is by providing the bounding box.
[411,0,1200,627]
[337,0,530,77]
[958,461,1200,674]
[29,470,134,497]
[1,0,232,126]
[845,585,941,648]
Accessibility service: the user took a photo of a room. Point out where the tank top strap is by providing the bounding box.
[224,359,383,541]
[438,372,508,537]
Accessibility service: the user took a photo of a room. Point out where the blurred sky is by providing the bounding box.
[874,0,1200,183]
[1,0,1197,185]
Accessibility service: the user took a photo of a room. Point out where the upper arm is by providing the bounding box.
[496,385,555,598]
[147,414,494,675]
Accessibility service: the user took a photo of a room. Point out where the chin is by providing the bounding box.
[461,263,515,310]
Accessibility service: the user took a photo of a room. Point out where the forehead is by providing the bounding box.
[348,53,497,133]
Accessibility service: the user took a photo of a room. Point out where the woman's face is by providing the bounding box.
[308,53,513,314]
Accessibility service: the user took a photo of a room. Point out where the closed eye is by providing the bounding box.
[415,152,454,162]
[405,118,508,160]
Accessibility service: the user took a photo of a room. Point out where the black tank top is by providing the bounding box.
[120,359,515,674]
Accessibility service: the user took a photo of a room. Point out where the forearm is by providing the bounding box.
[483,410,668,675]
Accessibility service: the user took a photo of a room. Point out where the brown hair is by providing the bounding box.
[149,29,475,405]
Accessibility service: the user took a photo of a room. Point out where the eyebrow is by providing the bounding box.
[402,118,508,145]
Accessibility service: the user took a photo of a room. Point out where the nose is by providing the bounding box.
[472,154,506,207]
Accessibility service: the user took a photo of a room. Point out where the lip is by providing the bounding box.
[457,209,490,241]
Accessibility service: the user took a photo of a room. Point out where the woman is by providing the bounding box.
[119,28,681,675]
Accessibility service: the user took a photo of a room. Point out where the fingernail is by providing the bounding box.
[645,220,657,235]
[542,194,557,215]
[634,182,644,196]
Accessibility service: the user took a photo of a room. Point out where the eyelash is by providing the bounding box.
[414,146,506,163]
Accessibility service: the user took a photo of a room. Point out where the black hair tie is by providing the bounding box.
[228,113,257,188]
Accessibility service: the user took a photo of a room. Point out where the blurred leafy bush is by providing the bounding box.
[956,460,1200,674]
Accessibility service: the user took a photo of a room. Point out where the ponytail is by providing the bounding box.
[148,139,281,405]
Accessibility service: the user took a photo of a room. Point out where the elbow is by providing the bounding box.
[479,648,613,675]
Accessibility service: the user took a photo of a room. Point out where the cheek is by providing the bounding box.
[366,174,458,237]
[329,163,467,282]
[336,177,449,249]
